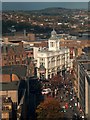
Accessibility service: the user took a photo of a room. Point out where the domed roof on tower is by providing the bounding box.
[49,29,58,40]
[51,29,57,36]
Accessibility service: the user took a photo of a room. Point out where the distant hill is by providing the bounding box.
[3,7,86,16]
[28,7,81,15]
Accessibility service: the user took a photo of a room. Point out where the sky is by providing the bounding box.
[2,0,90,2]
[2,2,89,11]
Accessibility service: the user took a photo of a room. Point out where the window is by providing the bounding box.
[41,58,43,61]
[51,57,55,62]
[40,58,44,61]
[51,42,54,47]
[15,55,16,58]
[40,58,45,62]
[57,56,60,61]
[48,75,50,79]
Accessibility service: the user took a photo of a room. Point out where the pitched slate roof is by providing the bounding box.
[0,81,19,91]
[2,65,27,78]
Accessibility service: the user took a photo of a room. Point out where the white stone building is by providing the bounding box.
[34,29,74,79]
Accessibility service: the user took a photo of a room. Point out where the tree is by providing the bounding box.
[36,97,63,120]
[50,74,62,89]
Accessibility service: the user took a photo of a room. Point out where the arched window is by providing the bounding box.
[50,42,54,47]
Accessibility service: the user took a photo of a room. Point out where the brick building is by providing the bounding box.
[1,42,35,77]
[2,42,27,66]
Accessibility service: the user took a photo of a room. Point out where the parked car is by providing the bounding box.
[42,88,51,95]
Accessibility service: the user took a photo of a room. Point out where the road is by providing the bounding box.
[42,72,85,120]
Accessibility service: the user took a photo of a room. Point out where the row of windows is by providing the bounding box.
[7,61,25,65]
[3,55,26,61]
[39,55,69,67]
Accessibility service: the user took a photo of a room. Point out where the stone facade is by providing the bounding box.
[34,30,75,79]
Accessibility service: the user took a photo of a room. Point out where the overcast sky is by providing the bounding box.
[2,2,89,11]
[2,0,90,2]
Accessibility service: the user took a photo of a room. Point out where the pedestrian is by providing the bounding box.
[55,89,57,97]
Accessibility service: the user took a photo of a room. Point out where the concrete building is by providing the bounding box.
[0,75,26,120]
[34,29,75,79]
[1,42,27,66]
[78,62,90,120]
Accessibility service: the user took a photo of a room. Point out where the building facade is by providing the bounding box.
[1,96,13,120]
[0,78,26,120]
[1,42,27,66]
[1,42,35,77]
[34,29,75,79]
[78,62,90,120]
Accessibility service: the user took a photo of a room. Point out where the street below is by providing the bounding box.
[41,72,85,120]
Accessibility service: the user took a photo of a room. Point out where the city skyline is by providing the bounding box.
[2,2,88,11]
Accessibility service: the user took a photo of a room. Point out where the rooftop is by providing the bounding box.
[0,79,26,91]
[49,29,62,40]
[83,63,90,71]
[2,65,27,79]
[38,47,68,53]
[0,74,19,83]
[0,81,19,91]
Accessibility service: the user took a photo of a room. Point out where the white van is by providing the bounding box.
[42,88,51,95]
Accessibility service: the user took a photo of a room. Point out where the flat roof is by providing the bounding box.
[38,47,68,53]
